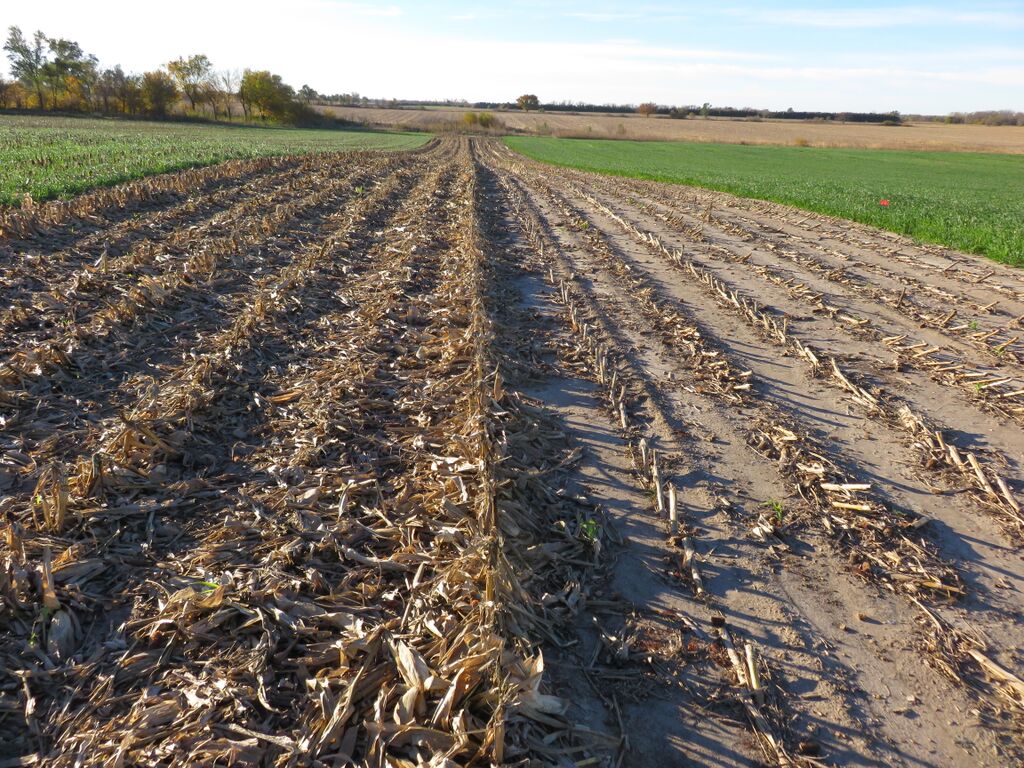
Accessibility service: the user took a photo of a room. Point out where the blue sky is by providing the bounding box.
[7,1,1023,112]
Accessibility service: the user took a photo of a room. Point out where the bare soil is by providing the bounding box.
[475,139,1024,766]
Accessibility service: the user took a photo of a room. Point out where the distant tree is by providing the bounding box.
[167,54,213,111]
[41,37,95,109]
[0,76,10,108]
[74,53,100,110]
[141,70,178,116]
[8,81,28,108]
[516,93,540,111]
[96,66,125,113]
[238,70,257,119]
[4,26,48,108]
[198,80,221,118]
[121,74,143,115]
[239,69,310,123]
[217,69,240,118]
[637,102,658,117]
[40,57,62,107]
[298,84,318,103]
[700,102,711,118]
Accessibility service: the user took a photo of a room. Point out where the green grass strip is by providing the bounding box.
[0,115,429,206]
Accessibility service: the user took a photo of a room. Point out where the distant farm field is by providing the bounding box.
[0,115,429,205]
[505,136,1024,265]
[322,105,1024,154]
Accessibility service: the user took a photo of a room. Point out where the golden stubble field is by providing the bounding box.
[321,104,1024,153]
[2,137,1024,767]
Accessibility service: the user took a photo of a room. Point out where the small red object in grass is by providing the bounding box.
[879,199,891,207]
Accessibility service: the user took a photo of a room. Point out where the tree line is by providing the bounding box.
[942,111,1024,127]
[1,26,322,125]
[336,93,910,125]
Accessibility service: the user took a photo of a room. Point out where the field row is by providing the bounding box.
[476,139,1024,766]
[0,138,567,764]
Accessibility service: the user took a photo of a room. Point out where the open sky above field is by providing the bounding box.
[6,0,1023,113]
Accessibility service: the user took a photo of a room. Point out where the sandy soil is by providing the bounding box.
[475,137,1024,765]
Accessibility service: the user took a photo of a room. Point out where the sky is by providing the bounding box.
[4,1,1023,114]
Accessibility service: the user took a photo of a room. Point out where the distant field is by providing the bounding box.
[0,115,429,205]
[322,105,1024,154]
[505,136,1024,265]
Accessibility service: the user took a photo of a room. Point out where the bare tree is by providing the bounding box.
[200,81,220,118]
[217,69,240,119]
[637,102,658,118]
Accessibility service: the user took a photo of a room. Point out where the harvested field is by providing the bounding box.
[320,105,1024,154]
[1,136,1023,766]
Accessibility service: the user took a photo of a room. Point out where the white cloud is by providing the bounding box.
[564,12,643,22]
[329,1,403,17]
[727,4,1024,28]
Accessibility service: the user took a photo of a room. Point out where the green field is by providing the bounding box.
[0,115,430,206]
[505,136,1024,266]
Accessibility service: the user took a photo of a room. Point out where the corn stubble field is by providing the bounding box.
[0,136,1023,767]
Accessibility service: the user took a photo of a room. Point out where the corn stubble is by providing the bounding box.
[0,138,600,765]
[7,133,1024,767]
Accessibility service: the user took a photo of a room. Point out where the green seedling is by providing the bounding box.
[580,518,600,542]
[764,499,785,525]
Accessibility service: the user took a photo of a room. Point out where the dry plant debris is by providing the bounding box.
[2,136,1024,767]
